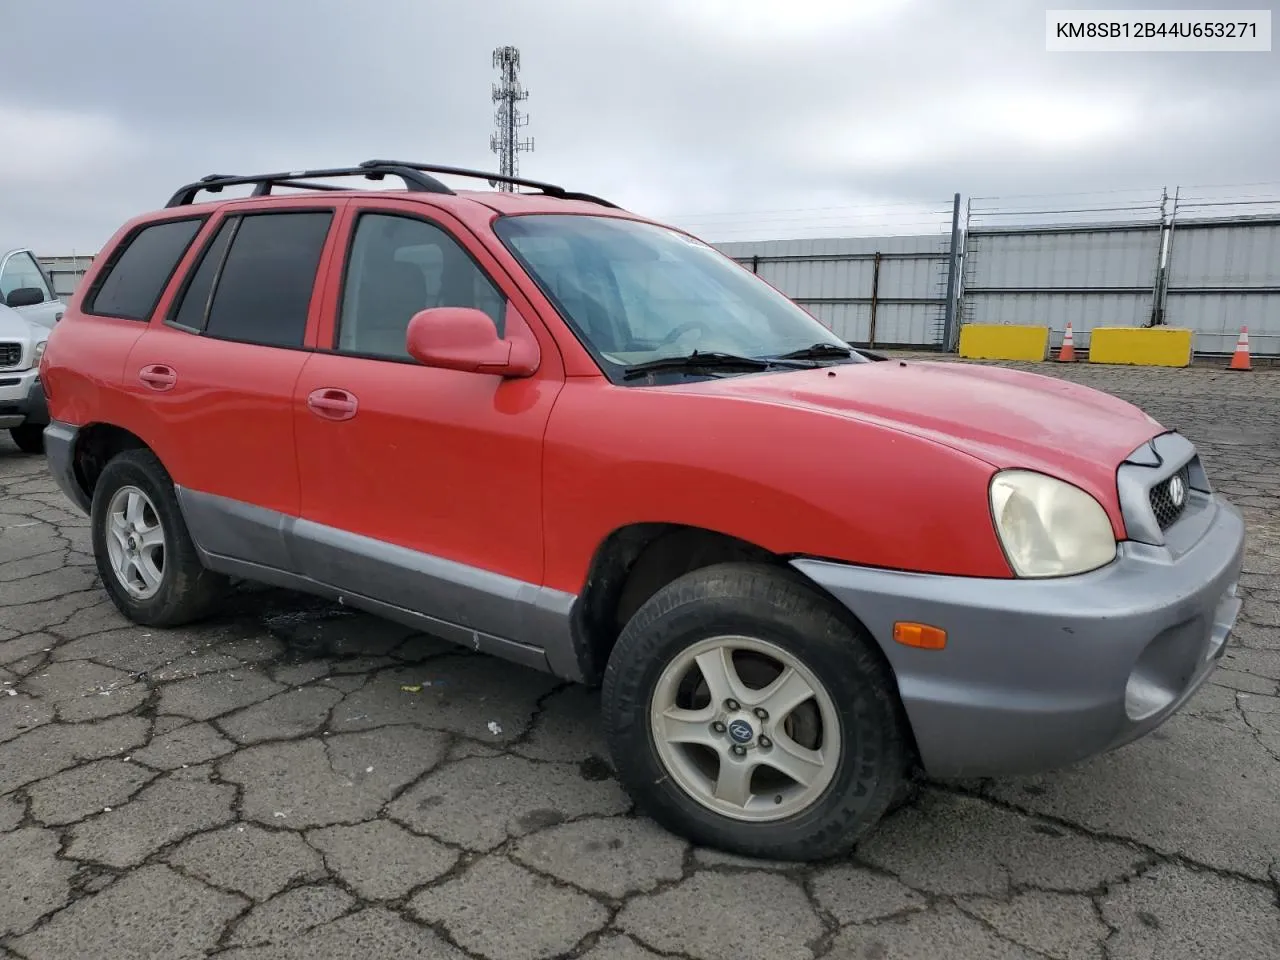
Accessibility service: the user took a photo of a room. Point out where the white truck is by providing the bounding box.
[0,242,58,453]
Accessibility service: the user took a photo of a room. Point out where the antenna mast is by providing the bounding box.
[489,46,534,191]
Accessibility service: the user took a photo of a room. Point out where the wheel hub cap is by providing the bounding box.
[727,718,755,745]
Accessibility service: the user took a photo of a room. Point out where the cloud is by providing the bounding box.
[0,104,142,182]
[1,0,1276,251]
[658,0,918,44]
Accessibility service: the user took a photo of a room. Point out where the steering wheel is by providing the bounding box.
[653,320,708,350]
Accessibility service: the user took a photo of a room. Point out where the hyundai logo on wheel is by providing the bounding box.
[727,719,754,744]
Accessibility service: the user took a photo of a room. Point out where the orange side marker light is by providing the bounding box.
[893,622,947,650]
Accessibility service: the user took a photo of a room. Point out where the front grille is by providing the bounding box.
[1148,463,1191,530]
[0,343,20,368]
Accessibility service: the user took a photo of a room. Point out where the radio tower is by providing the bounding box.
[489,46,533,191]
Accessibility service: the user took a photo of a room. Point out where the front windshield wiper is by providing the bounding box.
[621,350,777,380]
[771,342,855,361]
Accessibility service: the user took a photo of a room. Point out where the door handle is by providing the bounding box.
[138,364,177,391]
[306,387,358,421]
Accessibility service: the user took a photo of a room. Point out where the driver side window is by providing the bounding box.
[1,251,53,303]
[337,212,505,360]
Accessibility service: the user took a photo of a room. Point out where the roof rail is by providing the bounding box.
[359,160,618,208]
[164,164,456,208]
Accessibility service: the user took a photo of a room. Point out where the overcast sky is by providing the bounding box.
[3,0,1278,253]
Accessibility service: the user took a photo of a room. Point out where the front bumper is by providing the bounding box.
[792,492,1245,779]
[0,368,47,429]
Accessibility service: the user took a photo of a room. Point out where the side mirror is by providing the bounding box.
[5,287,44,308]
[405,306,539,377]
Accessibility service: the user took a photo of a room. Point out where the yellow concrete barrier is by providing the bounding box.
[958,324,1050,362]
[1089,327,1193,368]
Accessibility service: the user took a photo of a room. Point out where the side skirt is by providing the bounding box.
[174,486,584,681]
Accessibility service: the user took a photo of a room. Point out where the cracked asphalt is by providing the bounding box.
[1,360,1278,960]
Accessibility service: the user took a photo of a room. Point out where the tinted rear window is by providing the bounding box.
[169,217,236,331]
[86,218,205,320]
[203,211,332,348]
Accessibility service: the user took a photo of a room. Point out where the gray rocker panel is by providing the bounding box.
[174,486,583,681]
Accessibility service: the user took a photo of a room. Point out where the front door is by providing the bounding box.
[290,201,565,656]
[1,250,63,329]
[122,200,344,567]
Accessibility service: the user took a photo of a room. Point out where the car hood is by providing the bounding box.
[683,359,1164,511]
[0,303,40,342]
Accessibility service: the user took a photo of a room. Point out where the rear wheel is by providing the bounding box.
[602,562,911,861]
[90,448,228,626]
[9,425,44,454]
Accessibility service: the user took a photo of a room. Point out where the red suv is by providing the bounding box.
[40,161,1245,861]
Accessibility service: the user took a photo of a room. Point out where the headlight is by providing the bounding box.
[989,470,1117,578]
[33,340,47,365]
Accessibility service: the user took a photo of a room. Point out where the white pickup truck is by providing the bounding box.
[0,242,58,453]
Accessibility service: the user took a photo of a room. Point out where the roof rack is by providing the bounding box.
[164,163,455,208]
[165,160,618,210]
[358,160,619,208]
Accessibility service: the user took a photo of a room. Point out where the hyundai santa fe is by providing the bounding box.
[38,160,1245,860]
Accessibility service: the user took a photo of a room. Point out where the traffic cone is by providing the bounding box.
[1228,326,1252,372]
[1056,323,1077,362]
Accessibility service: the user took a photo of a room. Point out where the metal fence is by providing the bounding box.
[34,187,1280,357]
[959,221,1165,350]
[953,190,1171,352]
[1161,215,1280,356]
[714,188,1279,357]
[36,255,93,302]
[713,234,955,349]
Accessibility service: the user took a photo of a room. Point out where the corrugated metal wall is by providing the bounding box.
[960,224,1163,346]
[1162,217,1280,355]
[36,255,93,302]
[714,235,951,347]
[33,208,1279,356]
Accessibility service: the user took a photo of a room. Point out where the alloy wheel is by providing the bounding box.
[649,634,841,822]
[104,485,167,600]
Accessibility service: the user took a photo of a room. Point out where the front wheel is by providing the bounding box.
[601,562,912,862]
[90,448,229,627]
[9,424,45,454]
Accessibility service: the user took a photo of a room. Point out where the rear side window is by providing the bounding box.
[86,218,205,320]
[170,219,235,331]
[171,211,333,348]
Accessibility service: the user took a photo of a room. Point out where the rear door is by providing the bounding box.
[121,199,345,564]
[46,215,209,431]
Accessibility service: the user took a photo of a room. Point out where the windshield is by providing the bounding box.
[493,214,863,381]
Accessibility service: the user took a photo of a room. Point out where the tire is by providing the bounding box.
[886,769,921,814]
[90,448,228,627]
[601,561,911,862]
[9,424,45,454]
